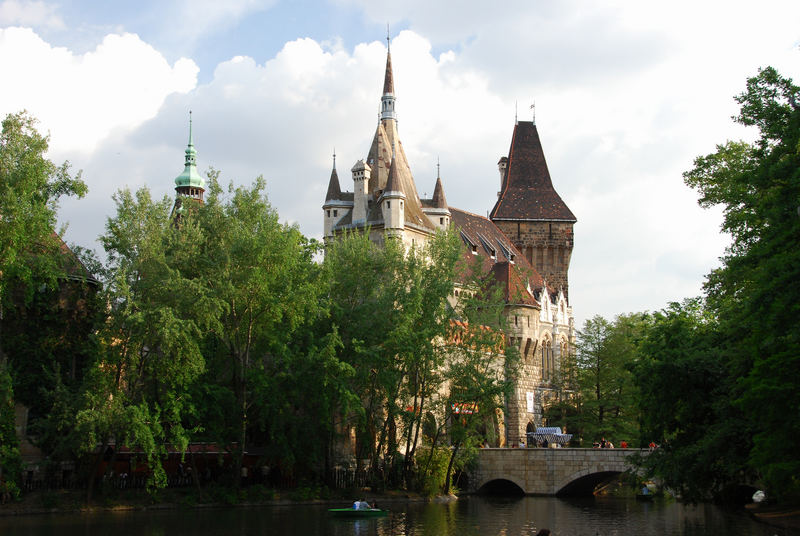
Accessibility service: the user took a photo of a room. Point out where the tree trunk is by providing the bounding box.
[443,440,461,495]
[86,438,109,504]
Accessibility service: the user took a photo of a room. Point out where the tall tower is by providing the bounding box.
[173,112,206,214]
[490,121,576,298]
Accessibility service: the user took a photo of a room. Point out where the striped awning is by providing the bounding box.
[527,427,572,445]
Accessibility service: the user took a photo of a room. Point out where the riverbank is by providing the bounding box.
[0,487,453,518]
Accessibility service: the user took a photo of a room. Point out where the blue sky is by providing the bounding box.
[2,0,799,326]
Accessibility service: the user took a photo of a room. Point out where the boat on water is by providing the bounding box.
[328,508,388,517]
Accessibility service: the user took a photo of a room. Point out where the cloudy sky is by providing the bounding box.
[2,0,799,327]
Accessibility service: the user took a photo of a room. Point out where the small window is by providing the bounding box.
[327,210,330,217]
[471,245,478,254]
[387,201,391,208]
[333,210,338,217]
[439,217,444,225]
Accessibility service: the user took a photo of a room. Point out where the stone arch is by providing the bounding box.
[555,460,631,495]
[476,475,526,495]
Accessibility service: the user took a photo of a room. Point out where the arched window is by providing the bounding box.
[541,339,553,381]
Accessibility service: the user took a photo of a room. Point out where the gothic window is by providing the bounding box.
[541,339,553,381]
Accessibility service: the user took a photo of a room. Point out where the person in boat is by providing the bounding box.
[641,485,650,495]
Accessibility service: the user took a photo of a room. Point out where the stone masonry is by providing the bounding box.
[469,448,645,495]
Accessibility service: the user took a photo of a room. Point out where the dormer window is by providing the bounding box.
[471,245,478,254]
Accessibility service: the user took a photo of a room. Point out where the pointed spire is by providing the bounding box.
[380,32,397,121]
[325,149,342,201]
[383,49,394,96]
[432,158,448,209]
[174,110,205,191]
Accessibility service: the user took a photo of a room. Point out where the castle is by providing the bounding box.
[320,44,577,445]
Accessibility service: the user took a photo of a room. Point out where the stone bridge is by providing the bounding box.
[467,448,646,496]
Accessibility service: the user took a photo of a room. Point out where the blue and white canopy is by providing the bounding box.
[527,427,573,445]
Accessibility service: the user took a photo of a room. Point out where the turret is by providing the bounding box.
[351,159,371,224]
[428,161,451,231]
[173,111,205,216]
[323,152,344,239]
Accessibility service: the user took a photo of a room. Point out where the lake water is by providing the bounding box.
[0,495,796,536]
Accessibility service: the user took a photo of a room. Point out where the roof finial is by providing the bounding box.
[437,156,440,179]
[188,110,194,146]
[531,100,536,125]
[333,147,336,169]
[387,23,390,51]
[515,101,518,124]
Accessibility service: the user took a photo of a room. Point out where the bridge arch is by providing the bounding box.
[553,459,629,495]
[556,468,625,496]
[475,475,526,495]
[477,478,525,495]
[471,448,646,495]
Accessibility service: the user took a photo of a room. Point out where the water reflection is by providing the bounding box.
[0,496,797,536]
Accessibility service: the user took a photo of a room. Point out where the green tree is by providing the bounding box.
[683,67,800,502]
[0,111,86,496]
[632,300,752,503]
[433,254,521,495]
[549,314,644,447]
[76,187,213,498]
[192,175,323,486]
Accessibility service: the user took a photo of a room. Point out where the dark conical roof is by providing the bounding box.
[325,164,342,201]
[384,149,402,195]
[432,175,447,208]
[490,121,576,222]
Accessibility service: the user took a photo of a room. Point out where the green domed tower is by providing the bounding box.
[173,112,205,215]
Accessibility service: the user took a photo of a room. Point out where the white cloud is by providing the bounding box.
[16,0,799,326]
[0,0,63,29]
[0,27,198,153]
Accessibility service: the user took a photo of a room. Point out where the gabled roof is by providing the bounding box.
[490,121,576,222]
